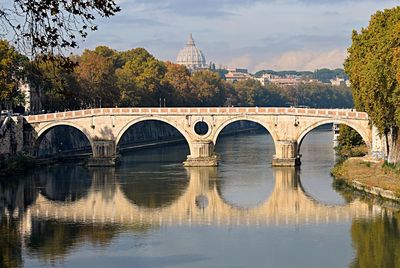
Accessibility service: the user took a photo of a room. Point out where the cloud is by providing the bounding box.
[253,49,347,71]
[124,0,262,17]
[78,0,396,71]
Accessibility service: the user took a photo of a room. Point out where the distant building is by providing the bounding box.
[330,77,350,87]
[176,34,208,71]
[256,73,303,86]
[255,73,273,86]
[19,82,42,113]
[270,76,302,86]
[225,68,251,83]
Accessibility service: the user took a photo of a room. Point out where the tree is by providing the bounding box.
[344,7,400,163]
[162,62,195,106]
[255,84,287,107]
[75,49,119,108]
[231,79,261,106]
[116,48,166,106]
[28,56,80,112]
[0,1,120,58]
[191,70,226,106]
[336,125,366,158]
[0,40,27,110]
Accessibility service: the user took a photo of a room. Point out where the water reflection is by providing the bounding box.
[10,166,392,228]
[0,131,400,267]
[350,213,400,268]
[35,166,91,202]
[1,165,399,267]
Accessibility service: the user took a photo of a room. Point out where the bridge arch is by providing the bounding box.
[212,117,277,149]
[34,121,94,156]
[297,119,371,154]
[115,116,193,154]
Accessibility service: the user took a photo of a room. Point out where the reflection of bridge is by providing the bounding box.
[25,168,385,229]
[25,107,385,167]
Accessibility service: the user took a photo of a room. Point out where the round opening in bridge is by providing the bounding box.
[194,121,209,136]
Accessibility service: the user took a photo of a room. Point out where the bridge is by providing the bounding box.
[25,107,384,167]
[19,167,388,231]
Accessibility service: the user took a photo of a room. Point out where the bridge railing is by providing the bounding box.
[25,107,368,123]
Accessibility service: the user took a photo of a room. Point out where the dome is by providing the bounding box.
[176,34,207,70]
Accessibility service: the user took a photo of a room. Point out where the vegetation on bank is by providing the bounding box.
[345,6,400,164]
[335,125,367,161]
[0,153,35,178]
[332,158,400,197]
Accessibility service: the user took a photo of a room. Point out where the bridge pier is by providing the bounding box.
[272,140,301,167]
[184,140,218,167]
[88,140,117,167]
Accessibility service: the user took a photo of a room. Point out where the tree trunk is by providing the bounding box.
[387,127,400,164]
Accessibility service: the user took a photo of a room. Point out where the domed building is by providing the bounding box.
[176,34,207,71]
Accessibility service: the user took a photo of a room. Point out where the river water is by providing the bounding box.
[1,129,399,268]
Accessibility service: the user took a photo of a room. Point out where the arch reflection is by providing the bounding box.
[119,169,189,209]
[36,166,92,202]
[25,166,389,227]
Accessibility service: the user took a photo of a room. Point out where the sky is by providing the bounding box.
[80,0,398,72]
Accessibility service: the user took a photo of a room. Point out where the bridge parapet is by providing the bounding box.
[25,107,369,123]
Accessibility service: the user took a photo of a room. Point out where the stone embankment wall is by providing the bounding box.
[0,116,24,160]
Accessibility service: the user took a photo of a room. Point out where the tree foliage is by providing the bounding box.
[0,0,120,58]
[344,7,400,162]
[75,49,119,108]
[116,48,166,106]
[336,125,367,158]
[23,46,355,112]
[0,40,27,109]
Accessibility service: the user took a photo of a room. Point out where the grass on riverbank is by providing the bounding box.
[332,157,400,195]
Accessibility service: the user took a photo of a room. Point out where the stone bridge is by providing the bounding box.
[21,167,386,229]
[24,107,384,167]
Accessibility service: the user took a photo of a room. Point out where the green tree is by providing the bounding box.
[162,62,195,106]
[231,79,262,106]
[75,49,119,108]
[27,56,80,112]
[336,125,367,158]
[255,83,287,107]
[191,70,226,106]
[345,7,400,163]
[116,48,166,106]
[0,40,27,110]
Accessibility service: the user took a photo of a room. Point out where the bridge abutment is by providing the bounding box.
[88,140,117,167]
[184,140,218,167]
[272,140,301,167]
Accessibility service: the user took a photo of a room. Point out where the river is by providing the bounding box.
[0,128,399,267]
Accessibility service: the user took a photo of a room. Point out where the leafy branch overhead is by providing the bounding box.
[0,0,120,56]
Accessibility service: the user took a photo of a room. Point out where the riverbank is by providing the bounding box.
[0,153,35,178]
[332,157,400,202]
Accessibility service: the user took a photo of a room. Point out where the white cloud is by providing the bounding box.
[253,49,347,71]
